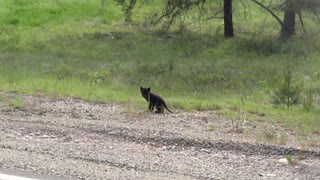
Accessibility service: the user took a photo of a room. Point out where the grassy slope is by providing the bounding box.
[0,0,320,137]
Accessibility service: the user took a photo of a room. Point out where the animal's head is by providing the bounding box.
[140,87,151,100]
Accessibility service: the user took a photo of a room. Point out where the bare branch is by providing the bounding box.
[298,11,307,34]
[250,0,283,27]
[190,8,223,24]
[165,8,182,31]
[240,0,251,20]
[153,0,209,30]
[153,2,180,27]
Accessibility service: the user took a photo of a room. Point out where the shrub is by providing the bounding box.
[270,65,303,108]
[302,87,315,111]
[54,65,74,80]
[90,70,109,86]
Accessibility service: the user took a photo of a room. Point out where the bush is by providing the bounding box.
[302,87,315,111]
[90,70,109,86]
[270,65,303,108]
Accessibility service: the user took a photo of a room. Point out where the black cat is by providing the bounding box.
[140,87,173,113]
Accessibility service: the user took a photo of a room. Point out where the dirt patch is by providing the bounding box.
[0,92,319,179]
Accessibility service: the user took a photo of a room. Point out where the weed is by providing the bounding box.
[261,124,277,141]
[278,133,288,145]
[302,87,315,111]
[7,96,24,109]
[303,138,320,149]
[239,37,282,55]
[263,130,277,141]
[270,64,303,108]
[115,0,137,22]
[8,18,19,25]
[284,155,298,165]
[54,65,74,80]
[36,108,46,116]
[90,70,109,86]
[208,125,215,132]
[223,108,246,134]
[100,0,106,15]
[285,155,293,163]
[230,97,249,133]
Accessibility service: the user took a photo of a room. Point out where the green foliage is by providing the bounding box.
[115,0,138,22]
[54,65,75,80]
[302,87,316,111]
[154,0,218,30]
[263,128,277,141]
[208,125,215,132]
[0,26,21,51]
[284,155,295,165]
[238,37,282,55]
[0,0,122,27]
[235,36,314,56]
[270,65,303,108]
[90,70,109,86]
[7,96,24,109]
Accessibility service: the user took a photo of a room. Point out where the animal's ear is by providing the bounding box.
[147,87,151,91]
[140,87,143,90]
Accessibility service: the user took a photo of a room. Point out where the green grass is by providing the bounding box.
[0,0,320,137]
[7,95,24,109]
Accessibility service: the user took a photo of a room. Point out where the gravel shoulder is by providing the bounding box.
[0,92,319,180]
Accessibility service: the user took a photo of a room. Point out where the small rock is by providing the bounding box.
[278,158,288,164]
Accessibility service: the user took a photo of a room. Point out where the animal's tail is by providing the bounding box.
[164,104,173,113]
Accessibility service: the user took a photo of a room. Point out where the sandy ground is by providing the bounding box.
[0,91,319,180]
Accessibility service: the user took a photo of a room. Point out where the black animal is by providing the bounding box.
[140,87,173,113]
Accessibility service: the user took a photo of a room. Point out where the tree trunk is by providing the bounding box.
[280,0,296,38]
[224,0,234,37]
